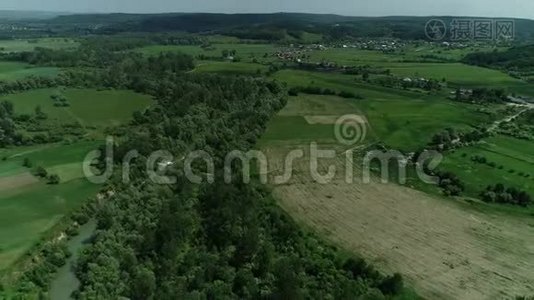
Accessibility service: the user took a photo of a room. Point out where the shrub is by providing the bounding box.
[288,87,299,96]
[47,174,60,185]
[23,158,32,168]
[378,273,404,295]
[481,184,532,206]
[35,166,48,178]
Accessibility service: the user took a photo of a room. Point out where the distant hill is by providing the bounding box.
[43,13,534,42]
[50,13,161,25]
[0,10,62,20]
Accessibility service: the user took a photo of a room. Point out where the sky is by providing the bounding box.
[1,0,533,19]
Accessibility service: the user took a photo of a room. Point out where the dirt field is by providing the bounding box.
[260,94,534,299]
[263,147,534,300]
[0,172,39,193]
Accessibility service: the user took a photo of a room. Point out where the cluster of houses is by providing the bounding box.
[274,39,406,63]
[396,76,444,91]
[335,39,407,52]
[449,89,473,101]
[275,47,310,63]
[439,41,469,49]
[0,24,28,31]
[403,77,429,83]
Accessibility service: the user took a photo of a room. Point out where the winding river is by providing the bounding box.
[48,220,96,300]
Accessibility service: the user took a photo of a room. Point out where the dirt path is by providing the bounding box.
[488,104,533,132]
[264,148,534,299]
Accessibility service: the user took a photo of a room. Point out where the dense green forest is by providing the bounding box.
[74,74,402,299]
[463,45,534,77]
[48,14,534,41]
[463,45,534,70]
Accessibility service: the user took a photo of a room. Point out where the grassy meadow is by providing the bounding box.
[357,97,491,151]
[136,44,278,76]
[0,142,102,271]
[0,88,152,272]
[0,38,78,53]
[259,94,363,146]
[0,61,59,81]
[308,47,534,96]
[272,69,492,151]
[3,88,153,127]
[308,44,505,65]
[137,43,277,59]
[309,48,402,64]
[441,135,534,198]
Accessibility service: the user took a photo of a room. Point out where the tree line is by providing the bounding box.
[481,184,532,206]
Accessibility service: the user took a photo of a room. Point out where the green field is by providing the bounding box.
[307,47,534,96]
[0,61,59,81]
[264,68,534,218]
[0,142,102,271]
[358,97,491,151]
[308,45,503,65]
[206,32,322,44]
[309,48,403,64]
[0,38,78,53]
[149,42,534,97]
[440,135,534,199]
[137,43,277,60]
[260,94,364,145]
[401,44,506,61]
[272,69,492,151]
[372,62,516,84]
[139,42,534,97]
[261,115,336,144]
[193,61,268,75]
[264,67,527,184]
[205,35,242,44]
[0,88,152,272]
[3,88,153,127]
[135,43,276,75]
[273,69,422,98]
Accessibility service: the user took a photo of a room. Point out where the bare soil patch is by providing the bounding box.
[264,147,534,300]
[0,172,39,193]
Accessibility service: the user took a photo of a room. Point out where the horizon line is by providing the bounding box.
[0,9,532,21]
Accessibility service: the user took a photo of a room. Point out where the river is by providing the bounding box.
[48,220,96,300]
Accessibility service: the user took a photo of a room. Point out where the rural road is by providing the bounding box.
[488,103,533,132]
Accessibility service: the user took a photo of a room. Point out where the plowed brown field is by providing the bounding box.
[262,147,534,299]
